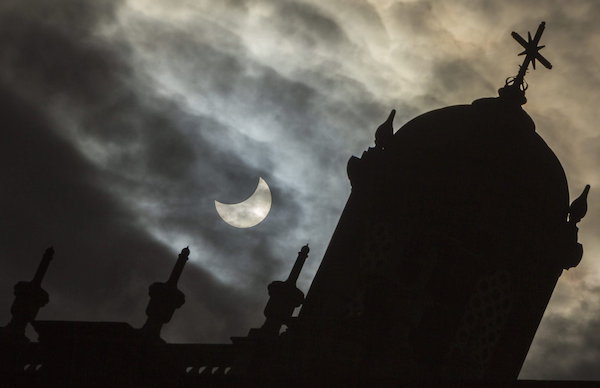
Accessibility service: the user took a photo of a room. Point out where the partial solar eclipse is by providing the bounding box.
[215,177,272,228]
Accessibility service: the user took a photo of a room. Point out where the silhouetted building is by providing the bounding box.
[295,87,588,382]
[0,22,592,386]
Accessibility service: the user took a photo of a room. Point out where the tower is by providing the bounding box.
[290,22,589,382]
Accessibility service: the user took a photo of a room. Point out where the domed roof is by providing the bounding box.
[358,96,570,254]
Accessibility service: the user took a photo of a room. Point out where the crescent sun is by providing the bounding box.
[215,177,272,228]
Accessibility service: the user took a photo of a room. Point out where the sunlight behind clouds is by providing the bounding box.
[5,0,596,377]
[111,2,600,378]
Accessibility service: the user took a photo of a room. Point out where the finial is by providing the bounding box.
[257,246,309,338]
[142,247,189,341]
[569,185,590,224]
[375,110,395,149]
[3,248,53,342]
[499,22,552,104]
[287,245,310,284]
[300,244,309,256]
[166,246,190,286]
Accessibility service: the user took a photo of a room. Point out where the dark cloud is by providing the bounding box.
[2,0,600,381]
[0,0,307,342]
[388,1,439,38]
[272,2,351,50]
[520,282,600,380]
[0,83,257,340]
[0,0,124,105]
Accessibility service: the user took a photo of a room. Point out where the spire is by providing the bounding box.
[167,246,190,286]
[286,244,310,284]
[252,245,310,339]
[1,247,54,343]
[141,247,189,342]
[499,22,553,105]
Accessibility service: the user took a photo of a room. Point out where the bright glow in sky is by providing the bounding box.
[215,177,272,228]
[109,1,600,378]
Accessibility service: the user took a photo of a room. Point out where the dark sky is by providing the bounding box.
[1,0,599,380]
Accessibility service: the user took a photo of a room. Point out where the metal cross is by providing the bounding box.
[510,22,552,88]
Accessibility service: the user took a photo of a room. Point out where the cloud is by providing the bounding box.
[521,281,600,380]
[0,82,251,337]
[1,0,600,380]
[0,0,306,342]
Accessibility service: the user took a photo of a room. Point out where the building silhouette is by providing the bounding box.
[0,22,593,386]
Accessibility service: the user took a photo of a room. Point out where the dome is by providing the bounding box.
[303,92,584,382]
[401,97,565,203]
[349,96,570,258]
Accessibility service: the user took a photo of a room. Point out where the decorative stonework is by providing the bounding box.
[446,270,513,377]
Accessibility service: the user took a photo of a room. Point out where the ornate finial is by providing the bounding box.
[166,247,190,286]
[300,244,309,256]
[375,110,396,150]
[181,246,190,258]
[561,185,590,270]
[569,185,591,224]
[255,246,309,338]
[287,245,310,284]
[499,22,552,104]
[142,247,189,342]
[2,248,53,343]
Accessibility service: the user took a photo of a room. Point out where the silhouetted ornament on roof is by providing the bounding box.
[374,109,396,150]
[498,21,552,105]
[569,185,590,224]
[346,22,585,270]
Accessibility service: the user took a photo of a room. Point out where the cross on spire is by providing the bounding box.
[508,22,552,91]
